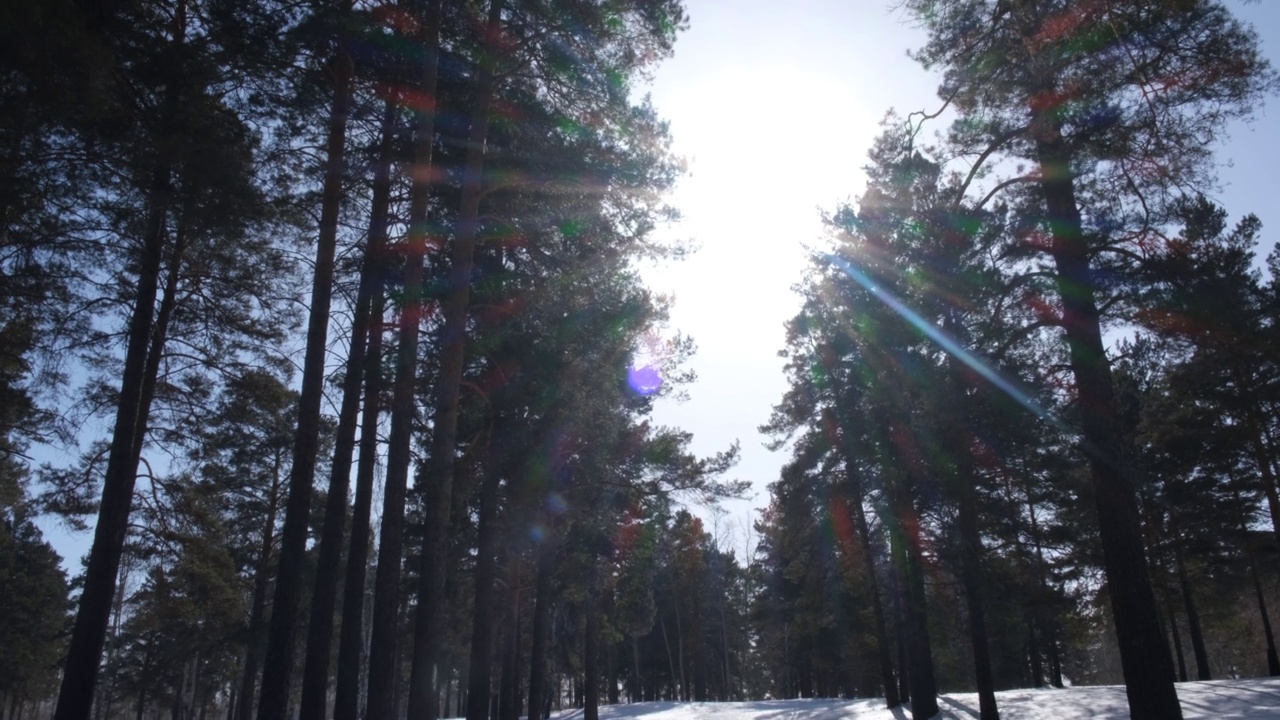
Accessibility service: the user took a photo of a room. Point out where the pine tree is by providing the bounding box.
[900,2,1277,715]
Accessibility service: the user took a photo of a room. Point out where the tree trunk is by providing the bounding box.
[1048,627,1063,689]
[407,3,503,718]
[365,1,443,717]
[1032,120,1181,718]
[1167,600,1187,683]
[659,617,676,701]
[54,4,184,715]
[1027,614,1043,688]
[1027,491,1063,689]
[498,576,520,720]
[606,640,619,706]
[1245,417,1280,547]
[673,601,686,701]
[236,452,283,720]
[631,638,641,703]
[255,2,355,717]
[944,341,998,720]
[526,535,556,720]
[1172,538,1210,680]
[297,71,398,720]
[332,98,396,720]
[827,406,898,707]
[464,468,503,720]
[584,590,600,720]
[849,489,898,707]
[891,570,910,706]
[719,590,731,701]
[897,493,938,720]
[1250,548,1280,676]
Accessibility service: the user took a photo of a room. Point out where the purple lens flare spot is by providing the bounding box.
[627,364,662,395]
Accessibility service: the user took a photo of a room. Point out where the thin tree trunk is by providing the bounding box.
[1245,418,1280,546]
[526,534,556,720]
[898,493,938,720]
[1167,598,1187,683]
[98,552,133,720]
[498,576,520,720]
[1250,547,1280,676]
[1048,626,1063,689]
[827,407,898,707]
[407,3,503,718]
[891,569,910,706]
[631,638,641,703]
[297,83,397,720]
[607,640,619,705]
[464,467,503,720]
[673,602,686,701]
[54,3,184,714]
[719,592,731,701]
[365,0,444,716]
[584,582,600,720]
[659,617,676,701]
[944,340,998,720]
[1027,614,1043,688]
[1026,489,1063,689]
[255,2,355,716]
[332,99,396,720]
[850,490,898,707]
[236,452,283,720]
[1172,537,1210,680]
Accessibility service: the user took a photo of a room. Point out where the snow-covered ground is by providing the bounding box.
[534,677,1280,720]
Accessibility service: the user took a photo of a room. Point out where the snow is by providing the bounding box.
[519,678,1280,720]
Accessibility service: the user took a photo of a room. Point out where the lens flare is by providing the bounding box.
[627,364,662,395]
[824,253,1067,433]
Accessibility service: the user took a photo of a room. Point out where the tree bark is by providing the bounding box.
[54,3,184,715]
[297,81,397,720]
[1027,614,1043,688]
[1167,598,1187,683]
[1244,416,1280,547]
[255,2,355,716]
[891,569,910,705]
[944,341,998,720]
[406,3,503,717]
[844,485,899,708]
[365,1,443,716]
[1032,120,1181,718]
[584,583,600,720]
[464,468,503,720]
[1249,546,1280,676]
[1172,537,1210,680]
[526,534,556,720]
[332,99,395,720]
[897,492,938,720]
[498,574,520,720]
[235,452,283,720]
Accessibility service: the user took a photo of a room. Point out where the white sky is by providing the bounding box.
[641,0,1280,552]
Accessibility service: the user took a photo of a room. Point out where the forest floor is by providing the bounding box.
[533,677,1280,719]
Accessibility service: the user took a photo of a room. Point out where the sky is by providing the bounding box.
[640,0,1280,555]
